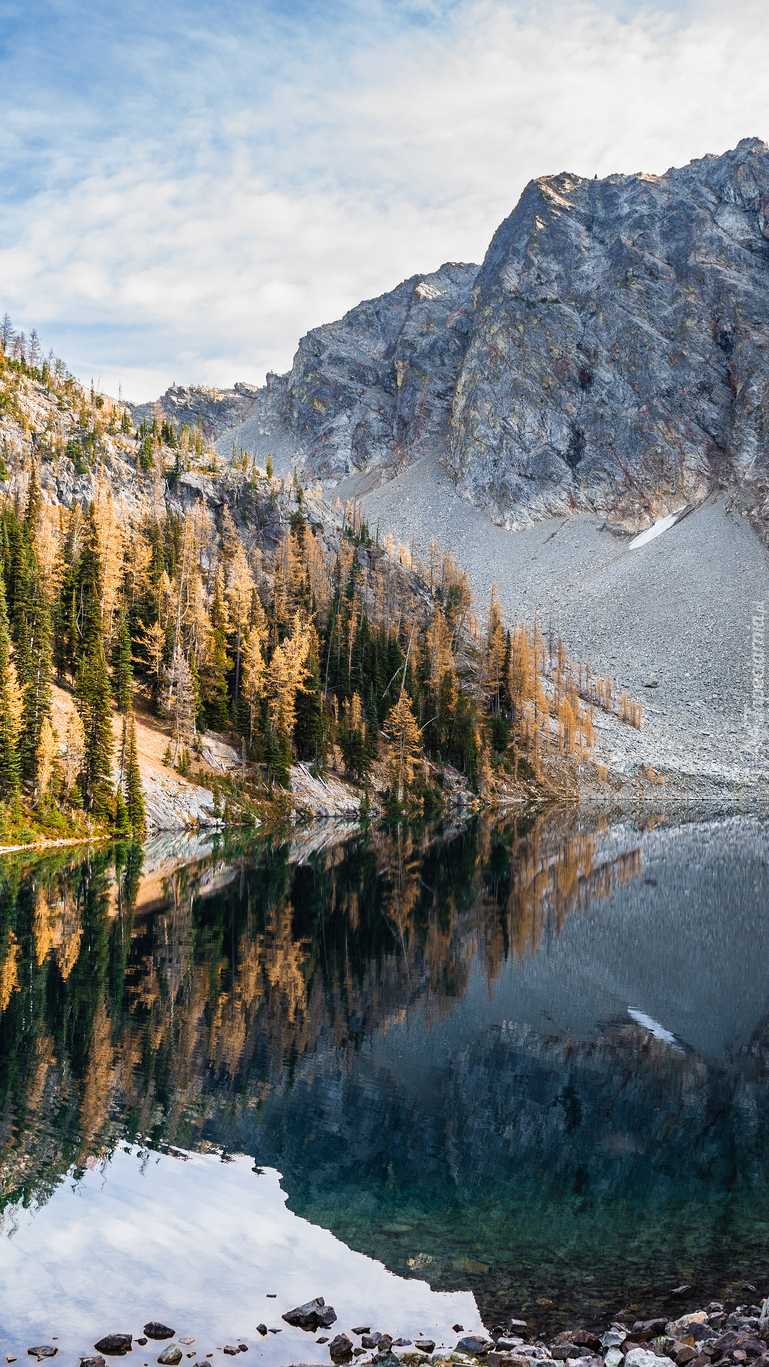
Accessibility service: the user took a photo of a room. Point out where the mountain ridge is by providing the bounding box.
[135,136,769,542]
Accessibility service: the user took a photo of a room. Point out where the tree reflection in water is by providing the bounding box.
[1,812,769,1331]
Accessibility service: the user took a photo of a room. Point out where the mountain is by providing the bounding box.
[450,136,769,530]
[145,137,769,537]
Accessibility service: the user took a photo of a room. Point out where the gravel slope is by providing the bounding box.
[347,454,769,790]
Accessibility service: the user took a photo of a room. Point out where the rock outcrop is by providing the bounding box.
[448,136,769,528]
[282,261,478,483]
[129,383,260,440]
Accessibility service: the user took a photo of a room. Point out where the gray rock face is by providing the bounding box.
[448,136,769,529]
[147,138,769,536]
[284,262,477,482]
[130,383,260,440]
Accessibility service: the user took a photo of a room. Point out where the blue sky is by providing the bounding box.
[1,0,767,399]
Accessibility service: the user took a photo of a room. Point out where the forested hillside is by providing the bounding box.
[0,320,643,842]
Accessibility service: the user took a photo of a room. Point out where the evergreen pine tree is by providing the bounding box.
[111,610,133,713]
[113,788,131,837]
[75,519,114,817]
[293,652,325,763]
[75,636,114,816]
[124,713,145,835]
[19,591,53,782]
[0,571,20,802]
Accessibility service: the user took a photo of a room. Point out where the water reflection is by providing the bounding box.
[1,811,769,1340]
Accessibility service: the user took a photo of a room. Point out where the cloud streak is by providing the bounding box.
[1,0,768,399]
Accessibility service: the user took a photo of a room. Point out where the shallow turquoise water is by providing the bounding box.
[1,810,769,1353]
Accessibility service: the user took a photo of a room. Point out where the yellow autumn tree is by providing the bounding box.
[241,621,266,746]
[35,715,58,805]
[265,612,311,740]
[385,692,423,803]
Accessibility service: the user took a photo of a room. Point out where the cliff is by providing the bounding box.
[449,136,769,531]
[197,138,769,537]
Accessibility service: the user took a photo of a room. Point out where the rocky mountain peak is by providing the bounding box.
[448,138,769,529]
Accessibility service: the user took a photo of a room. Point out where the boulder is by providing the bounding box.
[156,1348,182,1366]
[457,1337,495,1356]
[666,1315,709,1340]
[283,1297,337,1332]
[328,1335,354,1360]
[633,1324,668,1342]
[625,1351,664,1367]
[145,1327,176,1342]
[93,1340,132,1358]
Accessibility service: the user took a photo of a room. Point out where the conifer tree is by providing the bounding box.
[200,570,232,728]
[19,591,53,781]
[74,518,114,816]
[111,610,133,713]
[385,692,422,803]
[0,571,20,802]
[124,712,145,835]
[75,635,114,816]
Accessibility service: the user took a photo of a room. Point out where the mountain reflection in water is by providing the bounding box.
[1,811,769,1335]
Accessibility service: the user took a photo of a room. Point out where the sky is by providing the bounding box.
[1,0,768,401]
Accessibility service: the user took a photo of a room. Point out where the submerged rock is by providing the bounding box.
[26,1352,57,1361]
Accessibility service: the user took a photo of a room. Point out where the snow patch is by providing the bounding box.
[628,1007,681,1048]
[628,512,681,549]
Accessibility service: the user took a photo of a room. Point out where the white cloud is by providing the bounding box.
[1,0,768,399]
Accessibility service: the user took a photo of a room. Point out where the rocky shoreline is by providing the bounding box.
[16,1297,769,1367]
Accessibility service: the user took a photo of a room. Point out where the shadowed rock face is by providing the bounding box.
[283,262,478,482]
[448,137,769,529]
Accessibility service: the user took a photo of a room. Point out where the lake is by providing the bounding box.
[1,809,769,1361]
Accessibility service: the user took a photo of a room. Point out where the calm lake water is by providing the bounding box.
[2,809,769,1360]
